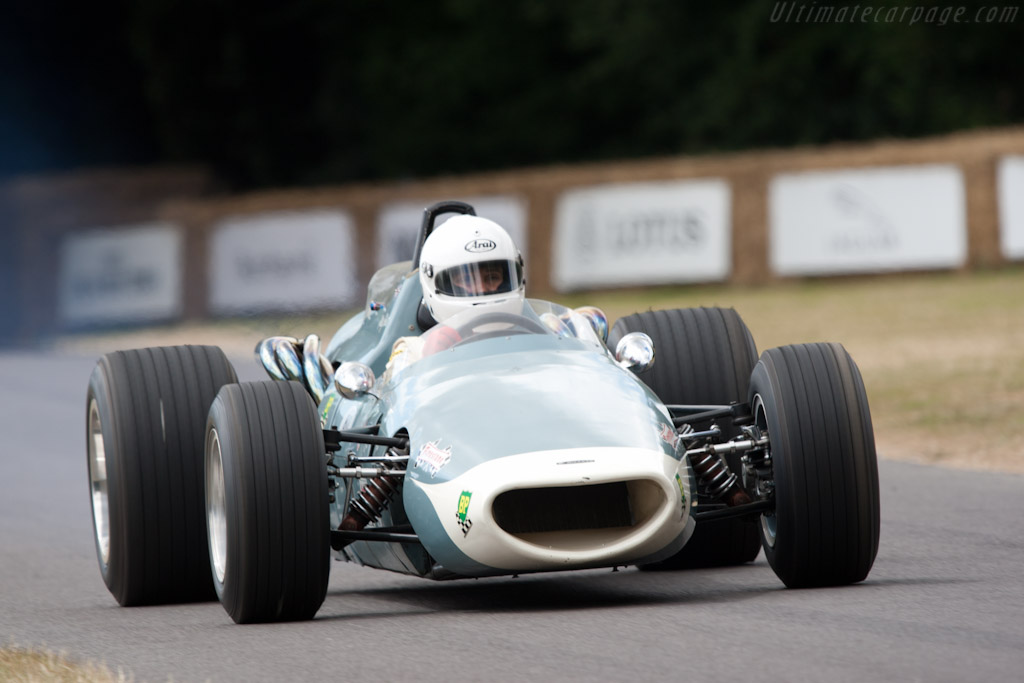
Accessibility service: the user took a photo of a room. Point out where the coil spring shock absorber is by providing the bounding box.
[340,446,406,531]
[686,424,751,507]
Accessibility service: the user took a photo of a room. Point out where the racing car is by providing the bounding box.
[86,201,880,624]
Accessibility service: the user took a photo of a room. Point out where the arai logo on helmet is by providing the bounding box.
[465,239,496,253]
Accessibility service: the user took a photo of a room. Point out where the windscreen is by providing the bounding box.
[417,300,608,357]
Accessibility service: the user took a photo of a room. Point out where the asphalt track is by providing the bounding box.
[2,349,1023,682]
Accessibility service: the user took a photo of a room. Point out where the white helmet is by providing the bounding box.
[419,215,525,324]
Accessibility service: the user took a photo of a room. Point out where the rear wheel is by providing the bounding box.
[86,345,237,605]
[749,343,880,587]
[205,380,330,623]
[610,307,761,569]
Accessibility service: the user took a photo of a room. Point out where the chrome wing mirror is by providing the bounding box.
[615,332,655,372]
[333,362,376,399]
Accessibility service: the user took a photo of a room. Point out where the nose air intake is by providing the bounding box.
[492,482,635,534]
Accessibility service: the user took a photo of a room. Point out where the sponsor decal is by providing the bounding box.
[828,184,900,253]
[608,210,706,254]
[769,165,966,276]
[70,251,160,296]
[58,223,183,325]
[319,394,336,427]
[456,490,473,536]
[236,252,313,280]
[422,262,434,278]
[552,180,731,291]
[465,239,497,253]
[657,422,679,447]
[209,210,359,313]
[557,459,595,465]
[675,473,687,511]
[415,440,452,478]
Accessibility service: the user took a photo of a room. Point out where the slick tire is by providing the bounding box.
[205,380,330,623]
[610,307,762,569]
[749,343,880,587]
[86,345,238,606]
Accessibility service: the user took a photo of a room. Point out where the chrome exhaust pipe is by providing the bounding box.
[255,335,302,381]
[319,353,335,390]
[303,334,326,403]
[273,338,303,380]
[575,306,609,343]
[256,336,289,381]
[256,334,338,405]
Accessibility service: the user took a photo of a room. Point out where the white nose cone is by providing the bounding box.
[412,447,692,572]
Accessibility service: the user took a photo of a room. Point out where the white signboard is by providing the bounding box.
[58,223,183,326]
[998,155,1024,260]
[552,180,731,291]
[769,165,966,275]
[376,196,528,269]
[209,210,359,315]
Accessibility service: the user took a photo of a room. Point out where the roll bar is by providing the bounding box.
[410,200,476,268]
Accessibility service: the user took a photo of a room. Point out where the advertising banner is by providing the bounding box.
[998,155,1024,260]
[209,210,359,315]
[58,223,182,327]
[552,180,731,291]
[375,196,528,269]
[769,165,967,275]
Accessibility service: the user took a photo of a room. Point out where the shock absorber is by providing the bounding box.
[339,448,405,531]
[686,425,751,508]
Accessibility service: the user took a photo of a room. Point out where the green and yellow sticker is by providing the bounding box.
[319,393,337,427]
[456,491,473,536]
[457,491,472,521]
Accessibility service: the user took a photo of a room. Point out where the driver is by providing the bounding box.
[446,260,509,296]
[384,214,527,377]
[421,214,525,320]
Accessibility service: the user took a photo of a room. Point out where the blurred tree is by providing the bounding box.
[125,0,335,187]
[0,0,158,178]
[2,0,1022,188]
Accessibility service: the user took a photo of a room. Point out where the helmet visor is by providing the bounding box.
[435,259,523,297]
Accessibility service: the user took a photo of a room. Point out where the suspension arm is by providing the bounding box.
[327,466,407,479]
[331,528,420,550]
[324,428,409,452]
[670,402,753,427]
[692,499,774,523]
[684,434,769,459]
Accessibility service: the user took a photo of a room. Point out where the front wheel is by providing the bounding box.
[205,380,330,623]
[750,343,880,588]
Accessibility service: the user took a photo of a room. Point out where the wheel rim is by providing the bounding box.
[752,394,777,549]
[87,399,110,567]
[206,428,228,585]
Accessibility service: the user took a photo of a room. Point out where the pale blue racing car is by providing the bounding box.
[86,201,880,624]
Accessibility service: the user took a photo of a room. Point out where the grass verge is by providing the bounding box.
[0,647,125,683]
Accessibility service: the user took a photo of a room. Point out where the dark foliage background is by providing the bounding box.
[2,0,1021,189]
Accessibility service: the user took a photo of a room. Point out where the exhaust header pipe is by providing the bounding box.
[254,335,336,404]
